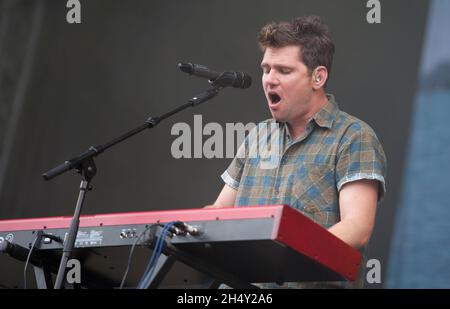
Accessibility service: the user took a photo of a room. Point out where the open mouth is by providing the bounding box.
[268,92,281,104]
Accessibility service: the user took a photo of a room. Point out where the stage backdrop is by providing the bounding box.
[0,0,430,288]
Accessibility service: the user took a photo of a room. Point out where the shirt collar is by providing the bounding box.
[312,93,340,129]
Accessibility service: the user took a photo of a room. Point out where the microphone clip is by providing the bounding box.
[188,85,222,107]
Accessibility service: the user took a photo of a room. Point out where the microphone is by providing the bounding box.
[178,62,252,89]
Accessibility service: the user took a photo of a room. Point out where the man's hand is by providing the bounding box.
[204,184,237,209]
[203,204,220,209]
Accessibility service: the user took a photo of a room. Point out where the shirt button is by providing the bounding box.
[274,188,280,195]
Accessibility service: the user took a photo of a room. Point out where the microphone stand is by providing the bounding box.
[44,83,224,289]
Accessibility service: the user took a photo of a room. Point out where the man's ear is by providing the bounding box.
[312,66,328,90]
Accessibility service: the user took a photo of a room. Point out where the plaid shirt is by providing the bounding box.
[221,94,387,288]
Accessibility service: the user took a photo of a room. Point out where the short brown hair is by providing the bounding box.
[257,16,335,76]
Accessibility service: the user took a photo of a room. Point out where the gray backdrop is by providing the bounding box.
[0,0,429,288]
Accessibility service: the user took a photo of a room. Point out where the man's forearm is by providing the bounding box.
[328,218,372,249]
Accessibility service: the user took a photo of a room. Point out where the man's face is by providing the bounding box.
[261,45,314,124]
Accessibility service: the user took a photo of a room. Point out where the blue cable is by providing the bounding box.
[141,224,169,279]
[141,232,168,287]
[137,224,169,288]
[138,227,166,286]
[139,222,174,288]
[137,222,176,288]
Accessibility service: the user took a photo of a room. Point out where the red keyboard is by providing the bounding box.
[0,205,361,286]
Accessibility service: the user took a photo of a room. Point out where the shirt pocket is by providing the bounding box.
[292,163,337,218]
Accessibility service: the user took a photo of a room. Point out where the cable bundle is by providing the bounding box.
[136,221,177,289]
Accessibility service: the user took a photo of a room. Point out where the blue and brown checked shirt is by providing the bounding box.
[221,94,387,288]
